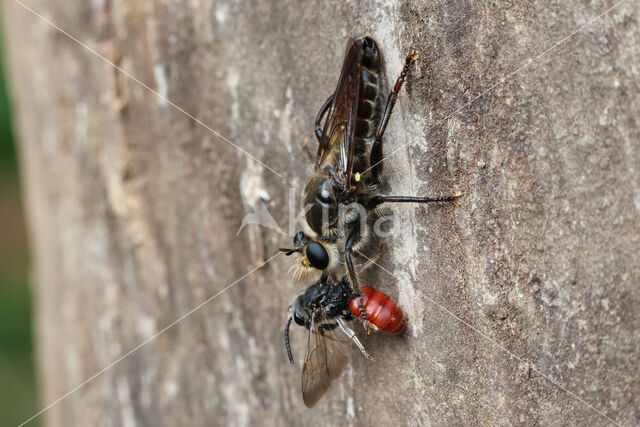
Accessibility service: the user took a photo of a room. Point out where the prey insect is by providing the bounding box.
[284,274,407,407]
[284,275,372,408]
[279,37,460,328]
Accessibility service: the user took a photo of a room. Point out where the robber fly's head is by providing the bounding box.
[279,231,339,280]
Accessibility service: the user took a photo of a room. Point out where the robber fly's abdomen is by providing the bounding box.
[353,37,383,172]
[356,37,382,138]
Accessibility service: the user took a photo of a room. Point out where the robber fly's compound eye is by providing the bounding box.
[293,231,304,246]
[305,242,329,270]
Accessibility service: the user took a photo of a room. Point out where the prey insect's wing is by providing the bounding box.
[301,313,350,408]
[318,38,363,188]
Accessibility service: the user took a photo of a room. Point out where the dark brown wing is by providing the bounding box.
[317,38,363,189]
[301,313,350,408]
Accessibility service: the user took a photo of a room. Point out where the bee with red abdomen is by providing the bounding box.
[285,275,407,407]
[285,275,373,408]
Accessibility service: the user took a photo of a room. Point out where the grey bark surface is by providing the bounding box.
[5,0,640,425]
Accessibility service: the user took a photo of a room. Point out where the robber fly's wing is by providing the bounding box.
[318,38,362,188]
[301,314,350,408]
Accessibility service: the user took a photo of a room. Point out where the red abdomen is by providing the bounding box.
[349,286,406,334]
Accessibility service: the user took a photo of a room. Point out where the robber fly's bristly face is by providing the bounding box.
[283,173,342,280]
[280,231,340,281]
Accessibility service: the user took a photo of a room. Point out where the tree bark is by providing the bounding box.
[5,0,639,425]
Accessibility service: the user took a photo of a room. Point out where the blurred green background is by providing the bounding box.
[0,31,39,426]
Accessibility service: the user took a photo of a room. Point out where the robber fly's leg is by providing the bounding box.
[368,193,462,210]
[344,226,374,333]
[314,94,334,164]
[344,232,360,293]
[299,136,314,162]
[336,317,374,361]
[370,51,419,181]
[314,94,334,141]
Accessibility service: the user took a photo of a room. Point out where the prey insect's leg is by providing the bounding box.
[336,317,374,361]
[370,51,419,181]
[368,192,462,209]
[314,94,334,165]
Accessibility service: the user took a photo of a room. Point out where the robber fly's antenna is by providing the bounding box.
[279,248,301,256]
[284,314,295,364]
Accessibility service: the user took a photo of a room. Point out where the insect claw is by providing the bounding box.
[362,320,378,334]
[357,345,375,361]
[451,191,462,207]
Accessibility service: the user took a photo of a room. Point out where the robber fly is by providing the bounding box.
[284,274,372,408]
[279,37,460,315]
